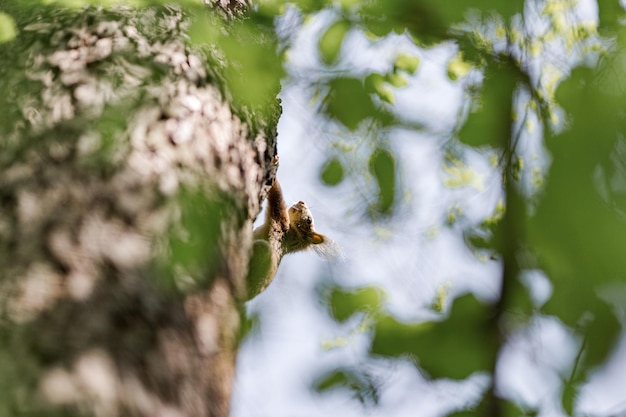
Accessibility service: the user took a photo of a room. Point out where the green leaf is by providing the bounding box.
[359,0,523,44]
[365,72,396,103]
[359,0,445,43]
[448,52,472,81]
[393,53,420,74]
[368,147,396,216]
[458,59,521,147]
[528,46,626,379]
[376,85,394,104]
[338,0,359,10]
[449,395,537,417]
[385,72,408,88]
[529,65,626,310]
[579,302,621,369]
[159,189,239,293]
[313,368,379,405]
[328,286,384,322]
[256,0,287,16]
[293,0,331,13]
[364,72,385,92]
[189,14,283,115]
[320,157,345,186]
[597,0,626,33]
[562,378,577,416]
[323,77,376,130]
[371,293,495,379]
[319,20,350,65]
[464,229,492,250]
[0,12,17,44]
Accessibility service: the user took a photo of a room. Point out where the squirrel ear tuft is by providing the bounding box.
[311,233,325,245]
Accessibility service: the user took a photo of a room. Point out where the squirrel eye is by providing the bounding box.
[304,217,312,225]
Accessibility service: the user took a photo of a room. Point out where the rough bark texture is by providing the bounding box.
[0,4,278,417]
[207,0,251,17]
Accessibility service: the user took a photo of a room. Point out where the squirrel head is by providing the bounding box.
[285,200,343,259]
[288,201,325,245]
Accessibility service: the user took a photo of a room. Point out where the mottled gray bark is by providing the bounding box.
[0,4,278,417]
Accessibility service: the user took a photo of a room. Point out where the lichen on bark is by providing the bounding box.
[0,4,279,417]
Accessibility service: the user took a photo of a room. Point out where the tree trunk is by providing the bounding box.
[0,4,278,417]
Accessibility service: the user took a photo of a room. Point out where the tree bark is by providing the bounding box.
[0,4,278,417]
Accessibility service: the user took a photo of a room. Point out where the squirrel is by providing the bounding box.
[246,173,340,299]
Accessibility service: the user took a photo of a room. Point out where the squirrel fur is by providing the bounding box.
[246,178,338,299]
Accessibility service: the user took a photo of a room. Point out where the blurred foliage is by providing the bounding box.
[457,58,522,148]
[320,156,345,185]
[358,0,523,44]
[372,294,495,380]
[313,367,380,405]
[448,397,538,417]
[0,12,16,43]
[528,34,626,380]
[367,147,396,217]
[326,285,384,322]
[393,52,420,74]
[322,77,377,129]
[318,19,351,65]
[275,0,626,416]
[157,188,233,293]
[189,12,284,125]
